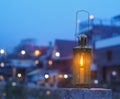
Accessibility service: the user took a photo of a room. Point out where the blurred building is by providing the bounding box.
[6,39,49,83]
[79,15,120,84]
[50,39,76,87]
[95,36,120,83]
[27,42,56,87]
[32,39,76,87]
[0,49,12,81]
[51,39,76,74]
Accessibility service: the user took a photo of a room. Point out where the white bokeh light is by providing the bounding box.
[0,49,5,54]
[112,71,117,76]
[64,74,68,79]
[94,79,99,84]
[55,52,60,57]
[0,62,5,67]
[17,73,22,78]
[44,74,49,79]
[21,50,26,55]
[89,15,94,20]
[12,82,16,86]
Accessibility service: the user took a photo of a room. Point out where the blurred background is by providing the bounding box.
[0,0,120,99]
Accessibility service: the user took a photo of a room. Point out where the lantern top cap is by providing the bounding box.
[78,34,87,40]
[77,34,87,46]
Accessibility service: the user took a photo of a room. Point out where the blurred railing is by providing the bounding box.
[79,18,120,33]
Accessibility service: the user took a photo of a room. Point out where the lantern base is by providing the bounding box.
[74,84,91,88]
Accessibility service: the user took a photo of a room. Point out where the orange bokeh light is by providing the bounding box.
[34,50,41,56]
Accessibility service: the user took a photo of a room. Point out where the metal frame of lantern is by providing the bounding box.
[72,10,92,88]
[72,34,92,88]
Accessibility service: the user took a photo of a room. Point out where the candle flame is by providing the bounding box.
[80,55,83,67]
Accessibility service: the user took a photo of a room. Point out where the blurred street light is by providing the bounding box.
[21,50,26,55]
[48,60,53,66]
[94,79,99,84]
[58,74,63,78]
[0,75,4,80]
[44,74,49,79]
[0,49,5,54]
[34,50,41,56]
[12,82,16,86]
[17,73,22,78]
[89,15,94,20]
[0,62,5,67]
[112,71,117,76]
[55,52,60,57]
[64,74,68,79]
[35,60,39,65]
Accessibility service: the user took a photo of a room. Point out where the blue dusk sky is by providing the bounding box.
[0,0,120,52]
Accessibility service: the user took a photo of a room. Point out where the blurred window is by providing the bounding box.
[107,50,112,61]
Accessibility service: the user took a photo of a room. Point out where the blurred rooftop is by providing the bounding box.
[79,15,120,33]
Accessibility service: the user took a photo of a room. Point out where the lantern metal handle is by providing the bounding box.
[75,10,90,37]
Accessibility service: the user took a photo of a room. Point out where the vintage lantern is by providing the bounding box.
[72,34,92,88]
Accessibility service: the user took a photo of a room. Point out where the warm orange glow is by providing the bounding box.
[48,60,53,65]
[58,74,63,78]
[80,55,84,67]
[80,68,84,84]
[34,50,41,56]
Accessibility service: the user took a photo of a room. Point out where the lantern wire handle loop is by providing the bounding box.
[75,10,90,42]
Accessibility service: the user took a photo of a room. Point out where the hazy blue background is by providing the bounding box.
[0,0,120,52]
